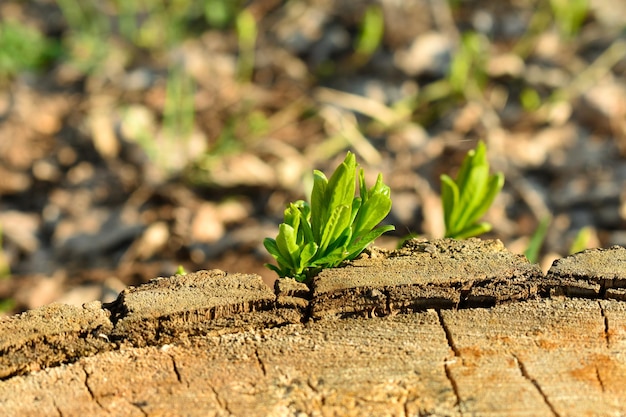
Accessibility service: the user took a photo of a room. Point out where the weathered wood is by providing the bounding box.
[0,302,112,379]
[440,298,626,416]
[108,269,302,346]
[0,299,625,416]
[1,239,626,415]
[544,245,626,299]
[311,238,543,319]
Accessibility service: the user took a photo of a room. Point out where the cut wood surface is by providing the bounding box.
[1,238,625,416]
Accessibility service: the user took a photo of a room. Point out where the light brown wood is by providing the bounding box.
[1,239,625,416]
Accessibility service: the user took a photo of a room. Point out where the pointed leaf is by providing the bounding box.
[263,237,292,268]
[326,153,356,215]
[346,224,395,259]
[462,171,504,228]
[310,170,328,241]
[457,141,487,191]
[352,193,392,238]
[319,205,350,253]
[441,174,460,236]
[264,262,286,277]
[310,245,349,268]
[359,168,367,201]
[350,197,362,226]
[368,173,391,199]
[454,163,488,228]
[450,221,492,240]
[276,224,300,268]
[298,242,318,271]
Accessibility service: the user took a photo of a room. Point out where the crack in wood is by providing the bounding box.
[51,403,63,417]
[595,366,606,393]
[597,301,611,348]
[512,354,561,417]
[436,310,462,410]
[166,351,183,385]
[129,400,148,417]
[207,382,233,415]
[82,368,106,411]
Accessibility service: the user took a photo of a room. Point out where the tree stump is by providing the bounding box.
[1,238,625,416]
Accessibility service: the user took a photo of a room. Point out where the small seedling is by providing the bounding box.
[264,152,394,282]
[441,141,504,239]
[236,8,257,82]
[569,226,593,254]
[353,4,385,64]
[524,216,551,263]
[550,0,589,39]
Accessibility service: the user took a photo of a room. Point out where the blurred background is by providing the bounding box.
[0,0,624,314]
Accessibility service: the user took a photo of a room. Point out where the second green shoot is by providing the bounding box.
[441,141,504,239]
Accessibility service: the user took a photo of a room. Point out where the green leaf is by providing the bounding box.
[297,203,315,245]
[350,197,362,226]
[569,226,592,255]
[463,172,504,228]
[451,222,492,240]
[358,168,367,201]
[524,216,551,263]
[352,193,392,237]
[442,141,504,239]
[276,224,299,268]
[264,262,285,276]
[263,238,282,260]
[319,205,351,253]
[347,224,395,259]
[310,170,328,241]
[298,242,318,271]
[310,245,349,267]
[455,163,488,228]
[368,173,391,199]
[264,151,395,280]
[441,174,459,234]
[326,153,357,215]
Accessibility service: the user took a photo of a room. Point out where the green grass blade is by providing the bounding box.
[569,226,591,254]
[524,216,551,263]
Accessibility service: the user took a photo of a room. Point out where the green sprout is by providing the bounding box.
[236,8,257,82]
[569,226,593,255]
[264,152,395,282]
[0,20,57,83]
[441,141,504,239]
[354,4,385,63]
[550,0,589,39]
[524,215,551,263]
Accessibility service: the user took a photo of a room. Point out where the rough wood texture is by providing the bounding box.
[108,269,302,346]
[0,299,624,416]
[0,302,112,379]
[0,239,625,416]
[311,238,543,319]
[543,245,626,299]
